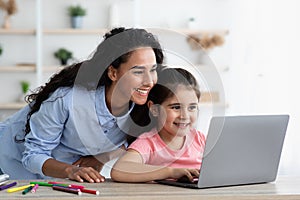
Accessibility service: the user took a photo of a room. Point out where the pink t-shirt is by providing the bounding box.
[129,128,206,169]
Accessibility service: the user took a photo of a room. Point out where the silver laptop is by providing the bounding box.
[156,115,289,189]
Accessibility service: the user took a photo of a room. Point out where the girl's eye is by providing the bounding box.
[188,105,198,111]
[150,67,157,72]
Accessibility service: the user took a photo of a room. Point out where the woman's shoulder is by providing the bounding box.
[41,87,74,113]
[46,87,73,101]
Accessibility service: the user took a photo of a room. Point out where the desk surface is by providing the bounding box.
[0,176,299,200]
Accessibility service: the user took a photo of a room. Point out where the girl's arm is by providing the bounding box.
[111,149,199,183]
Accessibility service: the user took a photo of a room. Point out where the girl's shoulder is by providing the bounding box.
[190,128,206,144]
[137,128,159,139]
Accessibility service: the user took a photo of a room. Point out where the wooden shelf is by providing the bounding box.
[43,28,108,35]
[42,28,229,36]
[174,29,229,35]
[0,101,228,110]
[0,29,36,35]
[0,66,36,72]
[150,28,229,36]
[0,102,27,109]
[43,66,64,72]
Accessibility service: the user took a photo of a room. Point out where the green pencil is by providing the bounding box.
[29,181,53,187]
[22,185,33,195]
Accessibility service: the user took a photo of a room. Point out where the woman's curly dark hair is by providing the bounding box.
[20,27,164,142]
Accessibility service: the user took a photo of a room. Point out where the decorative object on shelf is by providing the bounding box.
[109,3,120,29]
[187,17,197,29]
[54,48,73,65]
[68,4,87,29]
[0,44,3,56]
[187,34,225,51]
[19,80,30,102]
[0,0,17,29]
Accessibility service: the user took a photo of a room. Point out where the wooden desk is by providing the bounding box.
[0,176,299,200]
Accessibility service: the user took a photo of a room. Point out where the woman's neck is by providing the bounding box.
[105,85,130,116]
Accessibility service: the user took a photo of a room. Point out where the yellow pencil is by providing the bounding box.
[7,184,34,193]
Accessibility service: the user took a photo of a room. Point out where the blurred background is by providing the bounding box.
[0,0,299,177]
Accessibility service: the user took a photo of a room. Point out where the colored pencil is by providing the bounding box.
[31,184,39,193]
[48,181,63,184]
[52,185,82,195]
[49,181,85,189]
[69,184,85,189]
[80,188,100,195]
[0,174,9,182]
[30,181,53,187]
[0,180,8,186]
[22,185,33,195]
[7,184,34,193]
[0,182,17,191]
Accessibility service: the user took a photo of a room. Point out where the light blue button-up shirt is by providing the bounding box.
[0,86,134,179]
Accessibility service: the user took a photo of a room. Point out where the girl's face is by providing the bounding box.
[109,47,157,106]
[155,85,199,138]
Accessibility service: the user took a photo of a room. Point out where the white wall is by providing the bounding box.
[228,0,300,176]
[1,0,299,177]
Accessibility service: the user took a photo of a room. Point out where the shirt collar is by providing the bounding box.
[96,86,135,124]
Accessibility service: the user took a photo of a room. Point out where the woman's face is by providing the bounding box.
[110,47,158,105]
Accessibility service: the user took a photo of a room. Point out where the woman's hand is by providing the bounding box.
[66,165,105,183]
[168,168,200,182]
[42,158,105,183]
[72,155,104,172]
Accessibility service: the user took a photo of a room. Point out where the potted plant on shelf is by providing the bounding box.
[0,45,3,56]
[54,48,73,65]
[68,4,87,29]
[19,80,30,102]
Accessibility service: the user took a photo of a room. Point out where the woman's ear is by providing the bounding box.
[108,65,118,81]
[148,101,159,117]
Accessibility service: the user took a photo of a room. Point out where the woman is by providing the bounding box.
[0,27,164,182]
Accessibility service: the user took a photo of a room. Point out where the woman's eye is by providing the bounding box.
[133,71,144,75]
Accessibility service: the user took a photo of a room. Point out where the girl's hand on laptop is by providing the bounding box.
[169,168,200,182]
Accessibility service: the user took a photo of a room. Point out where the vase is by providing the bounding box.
[2,15,11,29]
[71,16,83,29]
[109,3,120,28]
[187,18,197,29]
[60,59,68,65]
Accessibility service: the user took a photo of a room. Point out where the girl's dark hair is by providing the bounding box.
[149,67,200,105]
[21,27,164,141]
[127,67,200,144]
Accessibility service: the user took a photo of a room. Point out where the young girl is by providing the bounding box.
[111,67,206,183]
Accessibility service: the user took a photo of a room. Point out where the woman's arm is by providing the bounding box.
[42,158,104,183]
[111,149,199,183]
[73,145,126,171]
[22,88,104,183]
